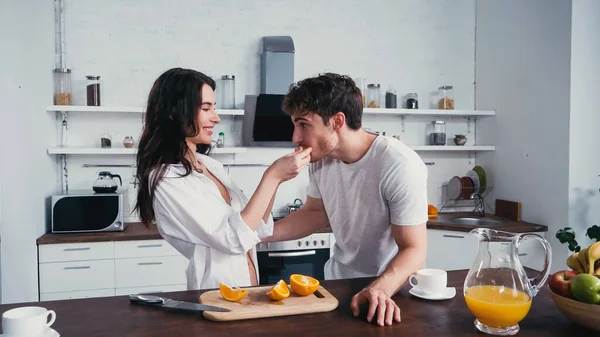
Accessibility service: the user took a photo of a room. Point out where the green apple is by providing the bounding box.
[569,273,600,304]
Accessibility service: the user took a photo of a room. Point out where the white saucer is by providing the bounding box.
[409,287,456,301]
[1,328,59,337]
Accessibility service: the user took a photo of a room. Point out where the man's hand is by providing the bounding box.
[350,287,401,326]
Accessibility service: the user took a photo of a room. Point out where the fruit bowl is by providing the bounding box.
[548,285,600,331]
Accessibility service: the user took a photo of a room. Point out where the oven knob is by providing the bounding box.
[267,243,272,249]
[313,240,317,246]
[305,241,309,247]
[297,241,302,247]
[321,240,325,246]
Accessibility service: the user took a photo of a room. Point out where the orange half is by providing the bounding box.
[290,274,320,296]
[219,283,247,302]
[266,279,290,301]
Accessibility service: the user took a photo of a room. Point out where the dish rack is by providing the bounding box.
[438,185,494,213]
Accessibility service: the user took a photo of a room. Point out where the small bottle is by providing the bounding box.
[385,85,397,108]
[86,75,101,106]
[100,129,112,148]
[123,136,135,148]
[220,75,236,109]
[217,132,225,148]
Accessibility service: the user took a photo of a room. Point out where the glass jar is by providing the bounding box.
[217,132,225,148]
[220,75,235,109]
[437,85,454,110]
[355,78,366,107]
[429,121,446,145]
[406,93,419,109]
[385,85,397,108]
[366,84,381,108]
[100,129,112,148]
[54,68,72,105]
[86,75,101,106]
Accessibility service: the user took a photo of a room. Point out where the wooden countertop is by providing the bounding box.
[37,220,334,245]
[0,269,593,336]
[427,212,548,233]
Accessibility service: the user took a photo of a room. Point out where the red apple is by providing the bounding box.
[549,270,577,298]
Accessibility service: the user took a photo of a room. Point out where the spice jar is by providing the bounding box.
[429,121,447,145]
[54,68,72,105]
[355,78,366,107]
[217,132,225,148]
[366,84,381,108]
[406,93,418,109]
[100,129,112,148]
[220,75,235,109]
[385,85,397,108]
[437,85,454,110]
[123,136,135,148]
[86,75,101,106]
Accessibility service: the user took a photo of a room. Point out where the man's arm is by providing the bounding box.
[261,196,330,242]
[350,223,427,326]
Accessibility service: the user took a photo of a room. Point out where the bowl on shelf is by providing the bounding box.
[453,135,467,146]
[548,285,600,331]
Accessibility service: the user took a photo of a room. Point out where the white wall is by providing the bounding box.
[0,0,58,303]
[475,0,573,272]
[568,0,600,250]
[60,0,480,219]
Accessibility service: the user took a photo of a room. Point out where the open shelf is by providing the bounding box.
[47,147,248,155]
[410,145,495,151]
[47,105,244,116]
[362,108,495,116]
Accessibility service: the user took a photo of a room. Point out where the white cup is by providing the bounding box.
[409,269,447,295]
[2,306,56,336]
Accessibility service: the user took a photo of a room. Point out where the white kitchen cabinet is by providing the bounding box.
[426,229,478,271]
[115,284,186,296]
[38,239,187,301]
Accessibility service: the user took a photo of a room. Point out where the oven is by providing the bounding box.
[256,233,331,285]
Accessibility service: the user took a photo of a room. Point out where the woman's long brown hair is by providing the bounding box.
[134,67,216,226]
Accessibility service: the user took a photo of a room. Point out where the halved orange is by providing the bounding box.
[266,279,290,301]
[289,274,320,296]
[219,283,247,302]
[428,204,438,216]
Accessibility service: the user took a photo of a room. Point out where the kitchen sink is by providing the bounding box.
[450,217,507,227]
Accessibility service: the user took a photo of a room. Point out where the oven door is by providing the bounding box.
[257,249,329,285]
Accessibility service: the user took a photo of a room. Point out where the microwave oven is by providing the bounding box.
[51,191,125,233]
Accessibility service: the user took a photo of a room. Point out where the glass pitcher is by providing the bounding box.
[464,228,552,336]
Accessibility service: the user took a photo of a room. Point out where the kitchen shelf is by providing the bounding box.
[47,147,248,155]
[363,108,495,116]
[410,146,495,151]
[47,105,244,116]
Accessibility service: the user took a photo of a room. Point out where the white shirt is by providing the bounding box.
[152,153,273,290]
[307,136,428,279]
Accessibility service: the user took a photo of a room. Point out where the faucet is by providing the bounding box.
[470,193,485,216]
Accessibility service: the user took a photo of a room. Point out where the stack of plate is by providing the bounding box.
[446,166,487,200]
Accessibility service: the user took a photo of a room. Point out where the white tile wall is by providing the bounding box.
[55,0,481,221]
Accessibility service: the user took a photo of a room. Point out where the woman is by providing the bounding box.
[134,68,311,290]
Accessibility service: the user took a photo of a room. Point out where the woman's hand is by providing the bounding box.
[266,147,312,183]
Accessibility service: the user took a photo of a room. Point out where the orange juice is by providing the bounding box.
[464,285,532,327]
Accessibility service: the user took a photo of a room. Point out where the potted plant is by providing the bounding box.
[556,225,600,252]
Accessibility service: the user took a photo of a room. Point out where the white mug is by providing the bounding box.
[2,306,56,336]
[409,268,447,295]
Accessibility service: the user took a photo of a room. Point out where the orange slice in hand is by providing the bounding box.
[266,279,290,301]
[219,283,247,302]
[290,274,320,296]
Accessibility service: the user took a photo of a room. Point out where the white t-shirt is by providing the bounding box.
[308,135,428,280]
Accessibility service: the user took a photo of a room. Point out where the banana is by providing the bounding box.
[577,247,590,273]
[567,252,586,274]
[586,242,600,275]
[595,260,600,276]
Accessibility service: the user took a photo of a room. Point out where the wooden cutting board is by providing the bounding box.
[199,285,339,321]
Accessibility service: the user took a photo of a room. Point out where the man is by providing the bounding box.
[264,73,428,327]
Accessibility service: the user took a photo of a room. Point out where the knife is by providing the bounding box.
[129,294,230,313]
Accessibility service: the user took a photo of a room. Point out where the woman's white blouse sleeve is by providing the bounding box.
[153,175,261,255]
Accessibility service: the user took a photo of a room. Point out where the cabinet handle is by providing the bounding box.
[64,247,90,251]
[137,244,163,248]
[443,235,465,239]
[137,262,163,266]
[268,250,316,257]
[64,266,91,270]
[518,253,528,256]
